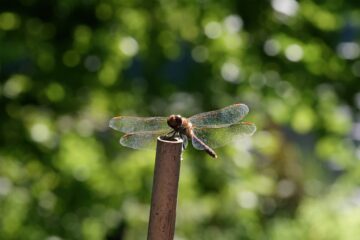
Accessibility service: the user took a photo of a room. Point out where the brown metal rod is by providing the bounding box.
[147,137,183,240]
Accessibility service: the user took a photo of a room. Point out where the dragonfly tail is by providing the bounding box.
[193,135,217,158]
[205,148,217,158]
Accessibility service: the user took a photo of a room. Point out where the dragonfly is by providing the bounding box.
[109,103,256,158]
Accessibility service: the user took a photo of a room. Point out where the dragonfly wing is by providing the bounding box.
[120,130,170,150]
[192,122,256,149]
[189,103,249,127]
[109,116,168,133]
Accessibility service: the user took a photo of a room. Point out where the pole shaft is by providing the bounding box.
[147,137,183,240]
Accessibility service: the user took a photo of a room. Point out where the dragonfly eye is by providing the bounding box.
[167,115,183,129]
[175,115,183,124]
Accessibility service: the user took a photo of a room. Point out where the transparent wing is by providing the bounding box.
[109,116,168,133]
[189,103,249,127]
[120,130,170,150]
[192,122,256,149]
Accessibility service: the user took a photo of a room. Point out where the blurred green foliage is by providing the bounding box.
[1,0,360,239]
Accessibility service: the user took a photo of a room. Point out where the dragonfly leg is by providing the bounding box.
[162,130,178,140]
[179,134,188,151]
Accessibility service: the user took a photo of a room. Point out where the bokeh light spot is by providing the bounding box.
[3,74,31,99]
[46,236,62,240]
[63,50,80,67]
[314,11,339,31]
[221,62,241,83]
[0,177,12,196]
[0,12,21,30]
[249,73,266,89]
[326,106,352,134]
[352,123,360,141]
[351,61,360,77]
[74,25,92,48]
[46,83,65,102]
[37,52,55,71]
[84,55,101,72]
[30,123,51,143]
[277,179,296,198]
[98,64,117,86]
[264,39,281,56]
[285,44,303,62]
[224,15,243,34]
[95,3,113,21]
[237,191,258,209]
[39,191,56,210]
[204,21,222,39]
[76,118,95,137]
[253,130,280,155]
[271,0,299,16]
[337,42,360,60]
[26,18,42,36]
[191,46,209,63]
[291,105,316,133]
[119,37,139,57]
[355,92,360,109]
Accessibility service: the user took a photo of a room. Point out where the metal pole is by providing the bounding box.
[147,137,183,240]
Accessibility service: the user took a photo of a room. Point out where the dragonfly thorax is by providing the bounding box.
[167,115,193,140]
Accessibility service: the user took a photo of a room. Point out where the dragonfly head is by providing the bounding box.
[167,115,183,130]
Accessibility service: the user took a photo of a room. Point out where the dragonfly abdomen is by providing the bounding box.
[192,135,217,158]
